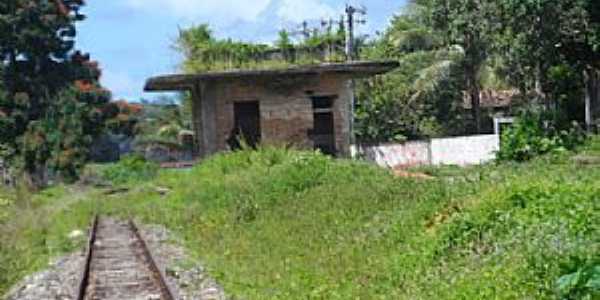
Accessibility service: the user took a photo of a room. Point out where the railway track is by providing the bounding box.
[77,216,177,300]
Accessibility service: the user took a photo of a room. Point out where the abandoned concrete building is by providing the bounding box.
[144,61,398,158]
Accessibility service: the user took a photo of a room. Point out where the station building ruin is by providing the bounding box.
[144,61,398,158]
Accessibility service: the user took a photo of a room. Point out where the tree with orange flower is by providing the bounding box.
[0,0,112,186]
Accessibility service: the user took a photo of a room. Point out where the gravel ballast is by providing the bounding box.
[5,220,226,300]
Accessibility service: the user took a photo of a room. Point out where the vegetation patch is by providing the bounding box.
[0,186,97,294]
[2,139,600,298]
[497,111,586,162]
[97,155,159,185]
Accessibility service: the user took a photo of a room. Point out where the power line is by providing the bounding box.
[289,21,311,41]
[345,4,367,61]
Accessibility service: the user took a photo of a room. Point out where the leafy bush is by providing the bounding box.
[557,262,600,299]
[0,194,10,223]
[100,155,159,184]
[497,111,586,161]
[3,141,600,298]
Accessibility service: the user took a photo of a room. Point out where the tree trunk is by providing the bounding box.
[584,68,598,132]
[535,63,549,111]
[585,69,591,131]
[471,85,481,134]
[467,67,482,134]
[464,30,482,134]
[23,164,47,191]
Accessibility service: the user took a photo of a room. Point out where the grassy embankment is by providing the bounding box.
[1,138,599,299]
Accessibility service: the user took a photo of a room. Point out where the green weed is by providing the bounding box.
[2,139,600,299]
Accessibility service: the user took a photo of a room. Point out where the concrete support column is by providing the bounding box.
[190,84,205,158]
[191,81,218,159]
[201,83,218,156]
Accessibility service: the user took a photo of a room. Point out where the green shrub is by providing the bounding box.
[498,111,586,162]
[0,193,11,223]
[3,141,600,298]
[100,154,159,184]
[557,262,600,299]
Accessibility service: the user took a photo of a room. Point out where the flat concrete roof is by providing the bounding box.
[144,61,399,92]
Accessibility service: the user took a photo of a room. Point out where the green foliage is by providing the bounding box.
[358,0,599,142]
[176,24,271,72]
[46,87,111,181]
[275,30,293,53]
[104,101,143,137]
[133,96,192,147]
[176,23,347,73]
[2,140,600,298]
[0,185,96,296]
[356,6,469,142]
[557,262,600,299]
[99,155,159,184]
[498,111,586,161]
[0,1,112,185]
[0,191,11,223]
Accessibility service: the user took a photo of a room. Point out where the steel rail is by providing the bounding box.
[128,219,178,300]
[76,215,99,300]
[75,216,178,300]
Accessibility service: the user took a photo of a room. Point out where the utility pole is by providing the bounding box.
[345,4,366,61]
[290,21,311,41]
[344,4,367,148]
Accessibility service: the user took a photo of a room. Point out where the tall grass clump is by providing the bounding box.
[2,139,600,299]
[99,154,159,184]
[92,143,599,299]
[0,185,96,295]
[89,147,488,299]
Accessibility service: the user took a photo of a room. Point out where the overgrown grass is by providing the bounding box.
[0,185,98,295]
[96,154,159,184]
[1,139,599,298]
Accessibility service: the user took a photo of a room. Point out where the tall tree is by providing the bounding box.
[430,0,498,133]
[0,1,111,185]
[559,0,600,130]
[498,0,600,129]
[356,3,468,142]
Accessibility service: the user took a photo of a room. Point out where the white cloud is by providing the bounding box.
[276,0,336,23]
[125,0,272,23]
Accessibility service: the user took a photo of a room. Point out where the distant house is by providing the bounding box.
[462,89,520,133]
[462,89,519,115]
[144,61,398,158]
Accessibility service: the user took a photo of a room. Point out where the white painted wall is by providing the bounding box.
[430,135,500,166]
[353,134,500,168]
[352,141,430,168]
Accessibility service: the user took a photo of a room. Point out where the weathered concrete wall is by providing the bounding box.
[352,141,430,168]
[430,135,500,166]
[193,74,352,157]
[354,134,500,168]
[142,143,193,163]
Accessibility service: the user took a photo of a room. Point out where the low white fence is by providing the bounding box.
[352,134,500,168]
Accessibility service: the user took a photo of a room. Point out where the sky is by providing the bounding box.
[75,0,406,101]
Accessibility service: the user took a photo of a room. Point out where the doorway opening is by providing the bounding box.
[310,96,336,155]
[231,101,261,149]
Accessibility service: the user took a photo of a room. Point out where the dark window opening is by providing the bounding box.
[309,96,337,155]
[312,96,334,110]
[230,101,261,150]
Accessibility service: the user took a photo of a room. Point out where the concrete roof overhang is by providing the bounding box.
[144,60,399,92]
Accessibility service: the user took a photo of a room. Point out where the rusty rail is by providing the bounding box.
[76,215,98,300]
[76,216,177,300]
[129,219,178,300]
